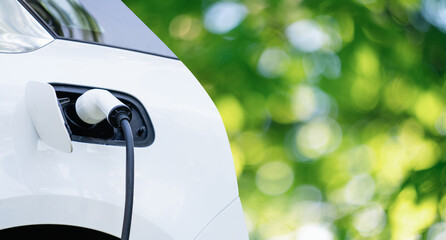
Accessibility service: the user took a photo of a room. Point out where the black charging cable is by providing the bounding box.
[72,88,136,240]
[109,109,135,240]
[118,117,134,240]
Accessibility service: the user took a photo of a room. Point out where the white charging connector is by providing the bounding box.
[75,89,132,127]
[75,89,134,240]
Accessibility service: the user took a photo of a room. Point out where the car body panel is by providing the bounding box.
[195,198,248,240]
[0,39,246,239]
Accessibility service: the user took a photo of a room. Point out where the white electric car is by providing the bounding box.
[0,0,248,239]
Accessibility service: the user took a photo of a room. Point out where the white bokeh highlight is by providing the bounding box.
[345,174,375,205]
[295,224,334,240]
[257,48,290,78]
[204,2,248,34]
[286,20,328,53]
[353,203,386,237]
[422,0,446,33]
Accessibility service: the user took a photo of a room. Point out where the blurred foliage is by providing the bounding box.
[124,0,446,239]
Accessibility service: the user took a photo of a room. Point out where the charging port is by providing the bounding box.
[50,83,155,147]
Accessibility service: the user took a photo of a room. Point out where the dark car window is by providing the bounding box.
[22,0,177,58]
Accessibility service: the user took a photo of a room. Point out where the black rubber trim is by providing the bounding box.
[57,37,179,60]
[0,224,119,240]
[108,105,132,128]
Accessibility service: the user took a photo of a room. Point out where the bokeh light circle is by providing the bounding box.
[204,2,247,34]
[353,203,386,237]
[345,174,375,205]
[292,117,342,161]
[286,20,328,53]
[295,224,334,240]
[293,185,323,202]
[256,161,294,196]
[302,51,341,79]
[292,85,331,122]
[428,222,446,240]
[257,48,290,78]
[422,0,446,33]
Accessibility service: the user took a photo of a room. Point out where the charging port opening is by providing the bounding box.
[50,83,155,147]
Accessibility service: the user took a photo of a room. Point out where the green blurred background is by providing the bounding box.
[123,0,446,239]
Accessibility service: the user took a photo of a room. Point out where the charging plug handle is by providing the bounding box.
[75,89,132,127]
